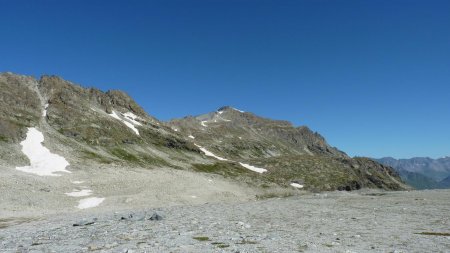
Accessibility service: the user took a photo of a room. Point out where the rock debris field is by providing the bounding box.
[1,190,450,253]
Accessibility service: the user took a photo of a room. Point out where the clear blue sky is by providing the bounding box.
[1,0,449,159]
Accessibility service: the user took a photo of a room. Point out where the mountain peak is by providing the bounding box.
[217,106,245,113]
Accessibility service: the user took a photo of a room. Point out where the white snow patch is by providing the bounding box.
[65,189,93,197]
[188,135,195,139]
[122,121,139,135]
[191,195,197,198]
[72,181,85,184]
[109,111,140,135]
[217,111,224,115]
[16,128,71,176]
[303,147,314,156]
[201,121,208,127]
[194,142,268,174]
[290,183,304,189]
[122,112,142,126]
[123,112,138,120]
[194,144,228,161]
[238,137,242,140]
[238,162,267,173]
[232,107,245,113]
[42,103,49,117]
[172,128,179,132]
[109,110,121,120]
[194,144,268,173]
[90,107,96,112]
[77,197,105,209]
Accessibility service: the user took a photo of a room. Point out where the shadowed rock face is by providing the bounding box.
[0,72,407,191]
[0,73,42,141]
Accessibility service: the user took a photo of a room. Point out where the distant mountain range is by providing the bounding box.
[376,157,450,189]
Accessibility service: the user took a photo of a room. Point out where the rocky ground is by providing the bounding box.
[1,190,449,253]
[0,164,266,218]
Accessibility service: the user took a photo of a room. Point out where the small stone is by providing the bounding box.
[88,244,103,251]
[149,213,163,221]
[73,218,97,226]
[120,213,134,220]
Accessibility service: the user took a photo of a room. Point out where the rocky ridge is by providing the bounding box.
[169,106,405,191]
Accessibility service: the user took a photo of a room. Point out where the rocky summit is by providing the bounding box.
[169,106,405,191]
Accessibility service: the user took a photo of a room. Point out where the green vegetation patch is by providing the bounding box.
[193,236,210,241]
[110,148,140,163]
[81,150,112,164]
[107,147,172,167]
[256,191,294,200]
[192,162,252,178]
[139,153,171,167]
[415,232,450,236]
[0,135,8,142]
[211,242,230,248]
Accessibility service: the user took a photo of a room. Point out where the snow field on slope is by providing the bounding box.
[16,128,71,176]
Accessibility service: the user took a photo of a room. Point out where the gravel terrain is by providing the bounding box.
[1,190,449,253]
[0,164,260,218]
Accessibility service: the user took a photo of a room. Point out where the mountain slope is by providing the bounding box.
[437,175,450,189]
[0,73,201,169]
[0,73,262,215]
[396,169,439,190]
[0,71,407,212]
[169,106,406,191]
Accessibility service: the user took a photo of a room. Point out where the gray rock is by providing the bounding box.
[73,218,97,226]
[149,212,163,221]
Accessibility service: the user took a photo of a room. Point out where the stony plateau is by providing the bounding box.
[1,190,449,252]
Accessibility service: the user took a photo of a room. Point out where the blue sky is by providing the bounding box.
[1,0,449,159]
